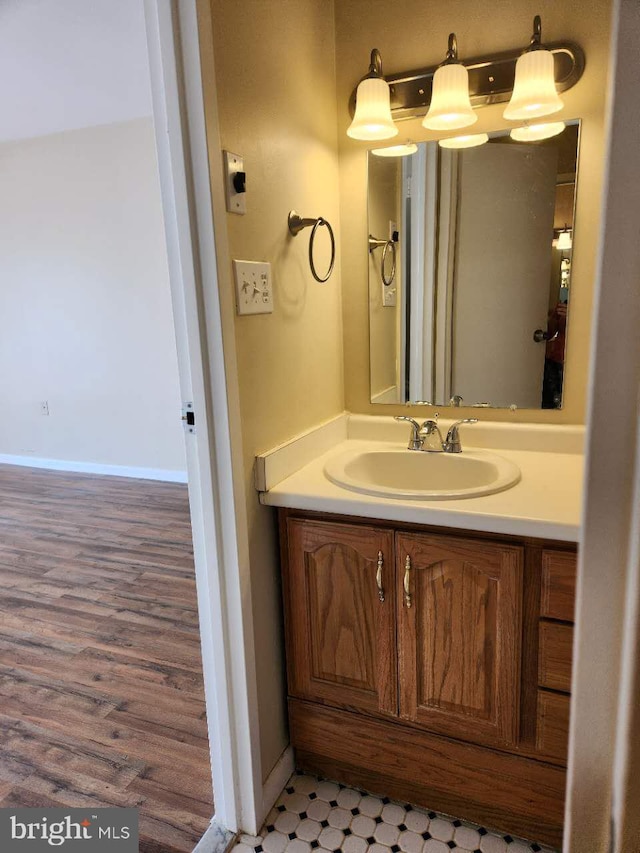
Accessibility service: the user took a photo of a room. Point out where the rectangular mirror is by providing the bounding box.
[368,120,579,409]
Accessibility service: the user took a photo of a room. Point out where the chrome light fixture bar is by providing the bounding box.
[348,41,584,123]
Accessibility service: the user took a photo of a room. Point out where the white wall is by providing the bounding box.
[0,0,152,143]
[0,118,187,476]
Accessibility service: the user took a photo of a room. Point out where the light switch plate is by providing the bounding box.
[382,279,397,307]
[223,150,246,215]
[233,260,273,315]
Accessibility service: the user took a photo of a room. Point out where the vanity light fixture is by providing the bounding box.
[504,16,564,121]
[347,25,584,133]
[370,142,418,157]
[347,49,398,141]
[510,120,566,141]
[439,132,489,149]
[422,34,477,131]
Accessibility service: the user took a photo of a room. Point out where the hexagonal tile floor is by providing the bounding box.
[231,772,558,853]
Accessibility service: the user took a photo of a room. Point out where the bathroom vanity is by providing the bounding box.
[279,510,575,848]
[258,415,583,849]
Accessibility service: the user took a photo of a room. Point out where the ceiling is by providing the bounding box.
[0,0,153,143]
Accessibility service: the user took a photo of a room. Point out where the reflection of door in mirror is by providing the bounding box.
[450,143,556,408]
[368,156,402,404]
[367,122,579,410]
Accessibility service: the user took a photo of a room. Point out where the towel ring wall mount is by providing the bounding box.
[369,234,397,286]
[288,211,336,283]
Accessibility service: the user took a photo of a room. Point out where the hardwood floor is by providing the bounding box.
[0,464,213,852]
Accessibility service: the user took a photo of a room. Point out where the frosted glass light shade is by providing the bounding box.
[347,77,398,140]
[439,133,489,149]
[371,143,418,157]
[504,49,564,120]
[422,63,477,131]
[556,230,572,250]
[510,121,565,141]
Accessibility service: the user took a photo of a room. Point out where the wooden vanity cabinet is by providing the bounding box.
[279,510,577,848]
[282,519,397,717]
[396,532,523,748]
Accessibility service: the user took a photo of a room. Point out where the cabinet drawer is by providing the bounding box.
[541,550,577,622]
[538,621,573,692]
[536,690,570,762]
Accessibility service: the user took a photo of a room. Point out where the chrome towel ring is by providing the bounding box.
[369,234,396,287]
[288,210,336,283]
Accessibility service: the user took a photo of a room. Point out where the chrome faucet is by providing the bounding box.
[395,415,478,453]
[444,418,478,453]
[420,417,446,452]
[394,416,424,451]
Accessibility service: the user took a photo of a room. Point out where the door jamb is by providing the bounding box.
[143,0,263,835]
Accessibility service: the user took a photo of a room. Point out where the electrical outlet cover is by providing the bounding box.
[233,260,273,315]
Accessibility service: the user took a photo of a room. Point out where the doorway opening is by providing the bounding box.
[0,2,215,849]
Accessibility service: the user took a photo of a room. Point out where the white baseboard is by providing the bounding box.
[261,746,295,825]
[192,819,235,853]
[0,454,188,483]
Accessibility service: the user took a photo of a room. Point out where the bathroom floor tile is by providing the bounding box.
[231,772,558,853]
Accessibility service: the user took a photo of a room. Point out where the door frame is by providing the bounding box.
[144,0,640,847]
[565,1,640,850]
[143,0,263,837]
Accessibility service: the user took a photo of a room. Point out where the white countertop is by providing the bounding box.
[259,438,584,542]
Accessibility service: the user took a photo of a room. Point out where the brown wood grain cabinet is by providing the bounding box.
[279,510,578,849]
[282,519,397,717]
[396,532,523,747]
[538,621,574,692]
[541,550,577,621]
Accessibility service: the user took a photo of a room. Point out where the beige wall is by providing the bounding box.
[207,0,344,779]
[335,0,612,424]
[0,119,186,473]
[203,0,611,785]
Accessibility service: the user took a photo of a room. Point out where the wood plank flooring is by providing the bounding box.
[0,464,213,852]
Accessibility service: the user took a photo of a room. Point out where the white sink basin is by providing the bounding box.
[324,446,521,501]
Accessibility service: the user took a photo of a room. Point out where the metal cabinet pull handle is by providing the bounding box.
[404,555,412,608]
[376,551,385,602]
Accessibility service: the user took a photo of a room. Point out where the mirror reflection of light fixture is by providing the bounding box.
[504,16,564,121]
[439,132,489,149]
[555,226,573,250]
[510,120,566,142]
[422,34,477,131]
[347,49,398,141]
[371,142,418,157]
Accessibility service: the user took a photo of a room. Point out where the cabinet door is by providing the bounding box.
[284,519,397,717]
[397,532,523,746]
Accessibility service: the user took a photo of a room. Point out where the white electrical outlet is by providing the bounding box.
[233,260,273,315]
[40,400,49,416]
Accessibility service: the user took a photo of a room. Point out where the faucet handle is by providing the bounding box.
[395,416,423,451]
[445,418,478,453]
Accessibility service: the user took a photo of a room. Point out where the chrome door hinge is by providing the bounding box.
[181,402,195,434]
